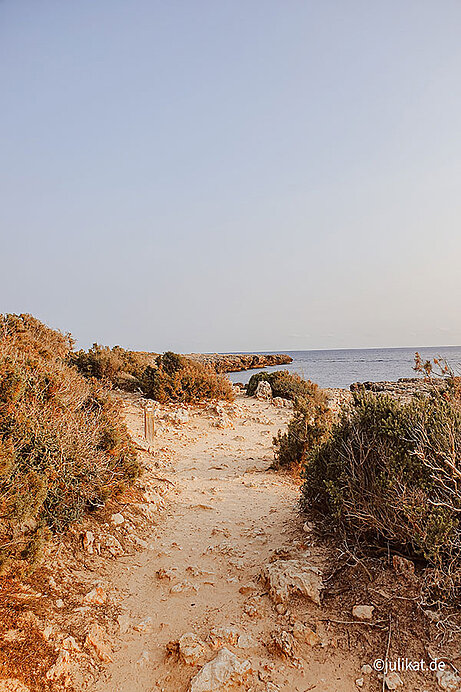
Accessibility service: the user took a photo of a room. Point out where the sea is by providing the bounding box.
[226,346,461,390]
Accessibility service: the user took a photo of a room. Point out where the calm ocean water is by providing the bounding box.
[227,346,461,390]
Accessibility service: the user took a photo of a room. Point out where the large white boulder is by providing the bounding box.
[261,558,323,605]
[255,381,272,400]
[189,647,252,692]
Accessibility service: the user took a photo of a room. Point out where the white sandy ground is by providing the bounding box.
[90,393,377,692]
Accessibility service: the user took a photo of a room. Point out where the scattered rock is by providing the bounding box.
[262,559,323,605]
[84,623,113,663]
[156,567,175,580]
[61,636,80,652]
[255,381,272,400]
[133,617,153,633]
[170,580,197,594]
[82,530,95,553]
[292,622,321,646]
[83,586,107,606]
[55,599,64,609]
[177,632,208,665]
[384,671,403,689]
[436,667,461,690]
[270,630,298,661]
[189,647,252,692]
[352,605,374,621]
[238,582,258,595]
[361,664,373,675]
[46,649,73,683]
[0,680,30,692]
[111,512,125,526]
[209,626,239,648]
[136,650,150,667]
[355,678,364,688]
[102,534,124,557]
[392,554,415,576]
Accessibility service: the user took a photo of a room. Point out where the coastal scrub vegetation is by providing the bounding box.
[247,370,318,401]
[141,351,234,403]
[273,383,332,471]
[72,346,234,404]
[301,359,461,596]
[70,343,156,391]
[0,314,139,572]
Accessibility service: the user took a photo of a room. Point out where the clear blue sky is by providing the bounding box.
[1,1,461,352]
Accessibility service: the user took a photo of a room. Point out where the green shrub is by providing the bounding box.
[247,370,317,401]
[301,389,461,579]
[273,384,332,471]
[70,344,155,391]
[142,351,234,403]
[0,314,139,570]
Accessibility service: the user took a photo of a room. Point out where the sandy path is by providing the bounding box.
[94,395,363,692]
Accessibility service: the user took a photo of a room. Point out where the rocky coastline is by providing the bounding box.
[187,352,293,373]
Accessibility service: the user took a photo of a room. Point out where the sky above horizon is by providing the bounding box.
[1,1,461,352]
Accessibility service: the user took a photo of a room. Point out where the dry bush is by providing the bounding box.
[273,384,332,471]
[141,351,234,403]
[0,314,139,571]
[247,370,315,401]
[70,343,155,391]
[301,371,461,598]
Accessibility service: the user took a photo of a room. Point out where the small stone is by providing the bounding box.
[0,681,30,692]
[355,678,364,688]
[111,513,125,526]
[177,632,208,665]
[55,599,64,609]
[270,630,298,661]
[384,671,403,689]
[61,636,80,652]
[352,605,374,621]
[238,582,258,595]
[46,649,73,682]
[156,567,175,580]
[170,580,196,594]
[136,650,149,667]
[84,623,113,663]
[361,664,372,675]
[275,604,286,615]
[392,554,415,576]
[436,667,461,690]
[83,530,95,554]
[103,534,124,557]
[83,586,107,606]
[237,634,257,649]
[292,622,321,646]
[133,617,153,633]
[209,626,239,648]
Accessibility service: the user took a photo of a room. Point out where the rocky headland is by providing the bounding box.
[187,352,293,373]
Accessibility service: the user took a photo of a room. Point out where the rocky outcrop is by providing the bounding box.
[350,378,442,401]
[187,353,293,374]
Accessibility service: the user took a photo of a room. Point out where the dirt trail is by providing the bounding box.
[94,395,367,692]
